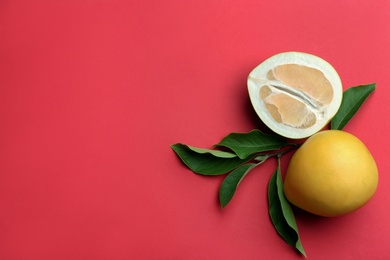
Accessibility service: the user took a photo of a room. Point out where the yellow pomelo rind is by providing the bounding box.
[284,130,378,217]
[248,52,343,139]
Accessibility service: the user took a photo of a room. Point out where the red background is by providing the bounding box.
[1,1,389,259]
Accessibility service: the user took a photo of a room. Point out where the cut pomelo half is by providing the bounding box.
[247,52,343,139]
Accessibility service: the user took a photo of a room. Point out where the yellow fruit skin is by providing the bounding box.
[284,130,378,217]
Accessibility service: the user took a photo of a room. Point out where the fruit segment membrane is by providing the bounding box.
[259,64,334,129]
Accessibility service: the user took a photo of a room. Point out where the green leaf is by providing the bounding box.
[331,83,376,130]
[215,129,288,159]
[186,146,238,158]
[268,158,306,257]
[171,143,254,175]
[219,163,257,209]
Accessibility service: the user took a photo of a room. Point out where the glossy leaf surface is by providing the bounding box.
[171,143,253,175]
[215,130,288,159]
[331,83,376,130]
[219,163,257,208]
[268,160,306,257]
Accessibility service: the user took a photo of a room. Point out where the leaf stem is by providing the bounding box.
[256,143,301,161]
[275,143,301,158]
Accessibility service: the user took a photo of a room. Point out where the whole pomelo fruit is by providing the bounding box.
[284,130,378,217]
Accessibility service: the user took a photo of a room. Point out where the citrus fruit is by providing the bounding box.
[247,52,343,139]
[284,130,378,217]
